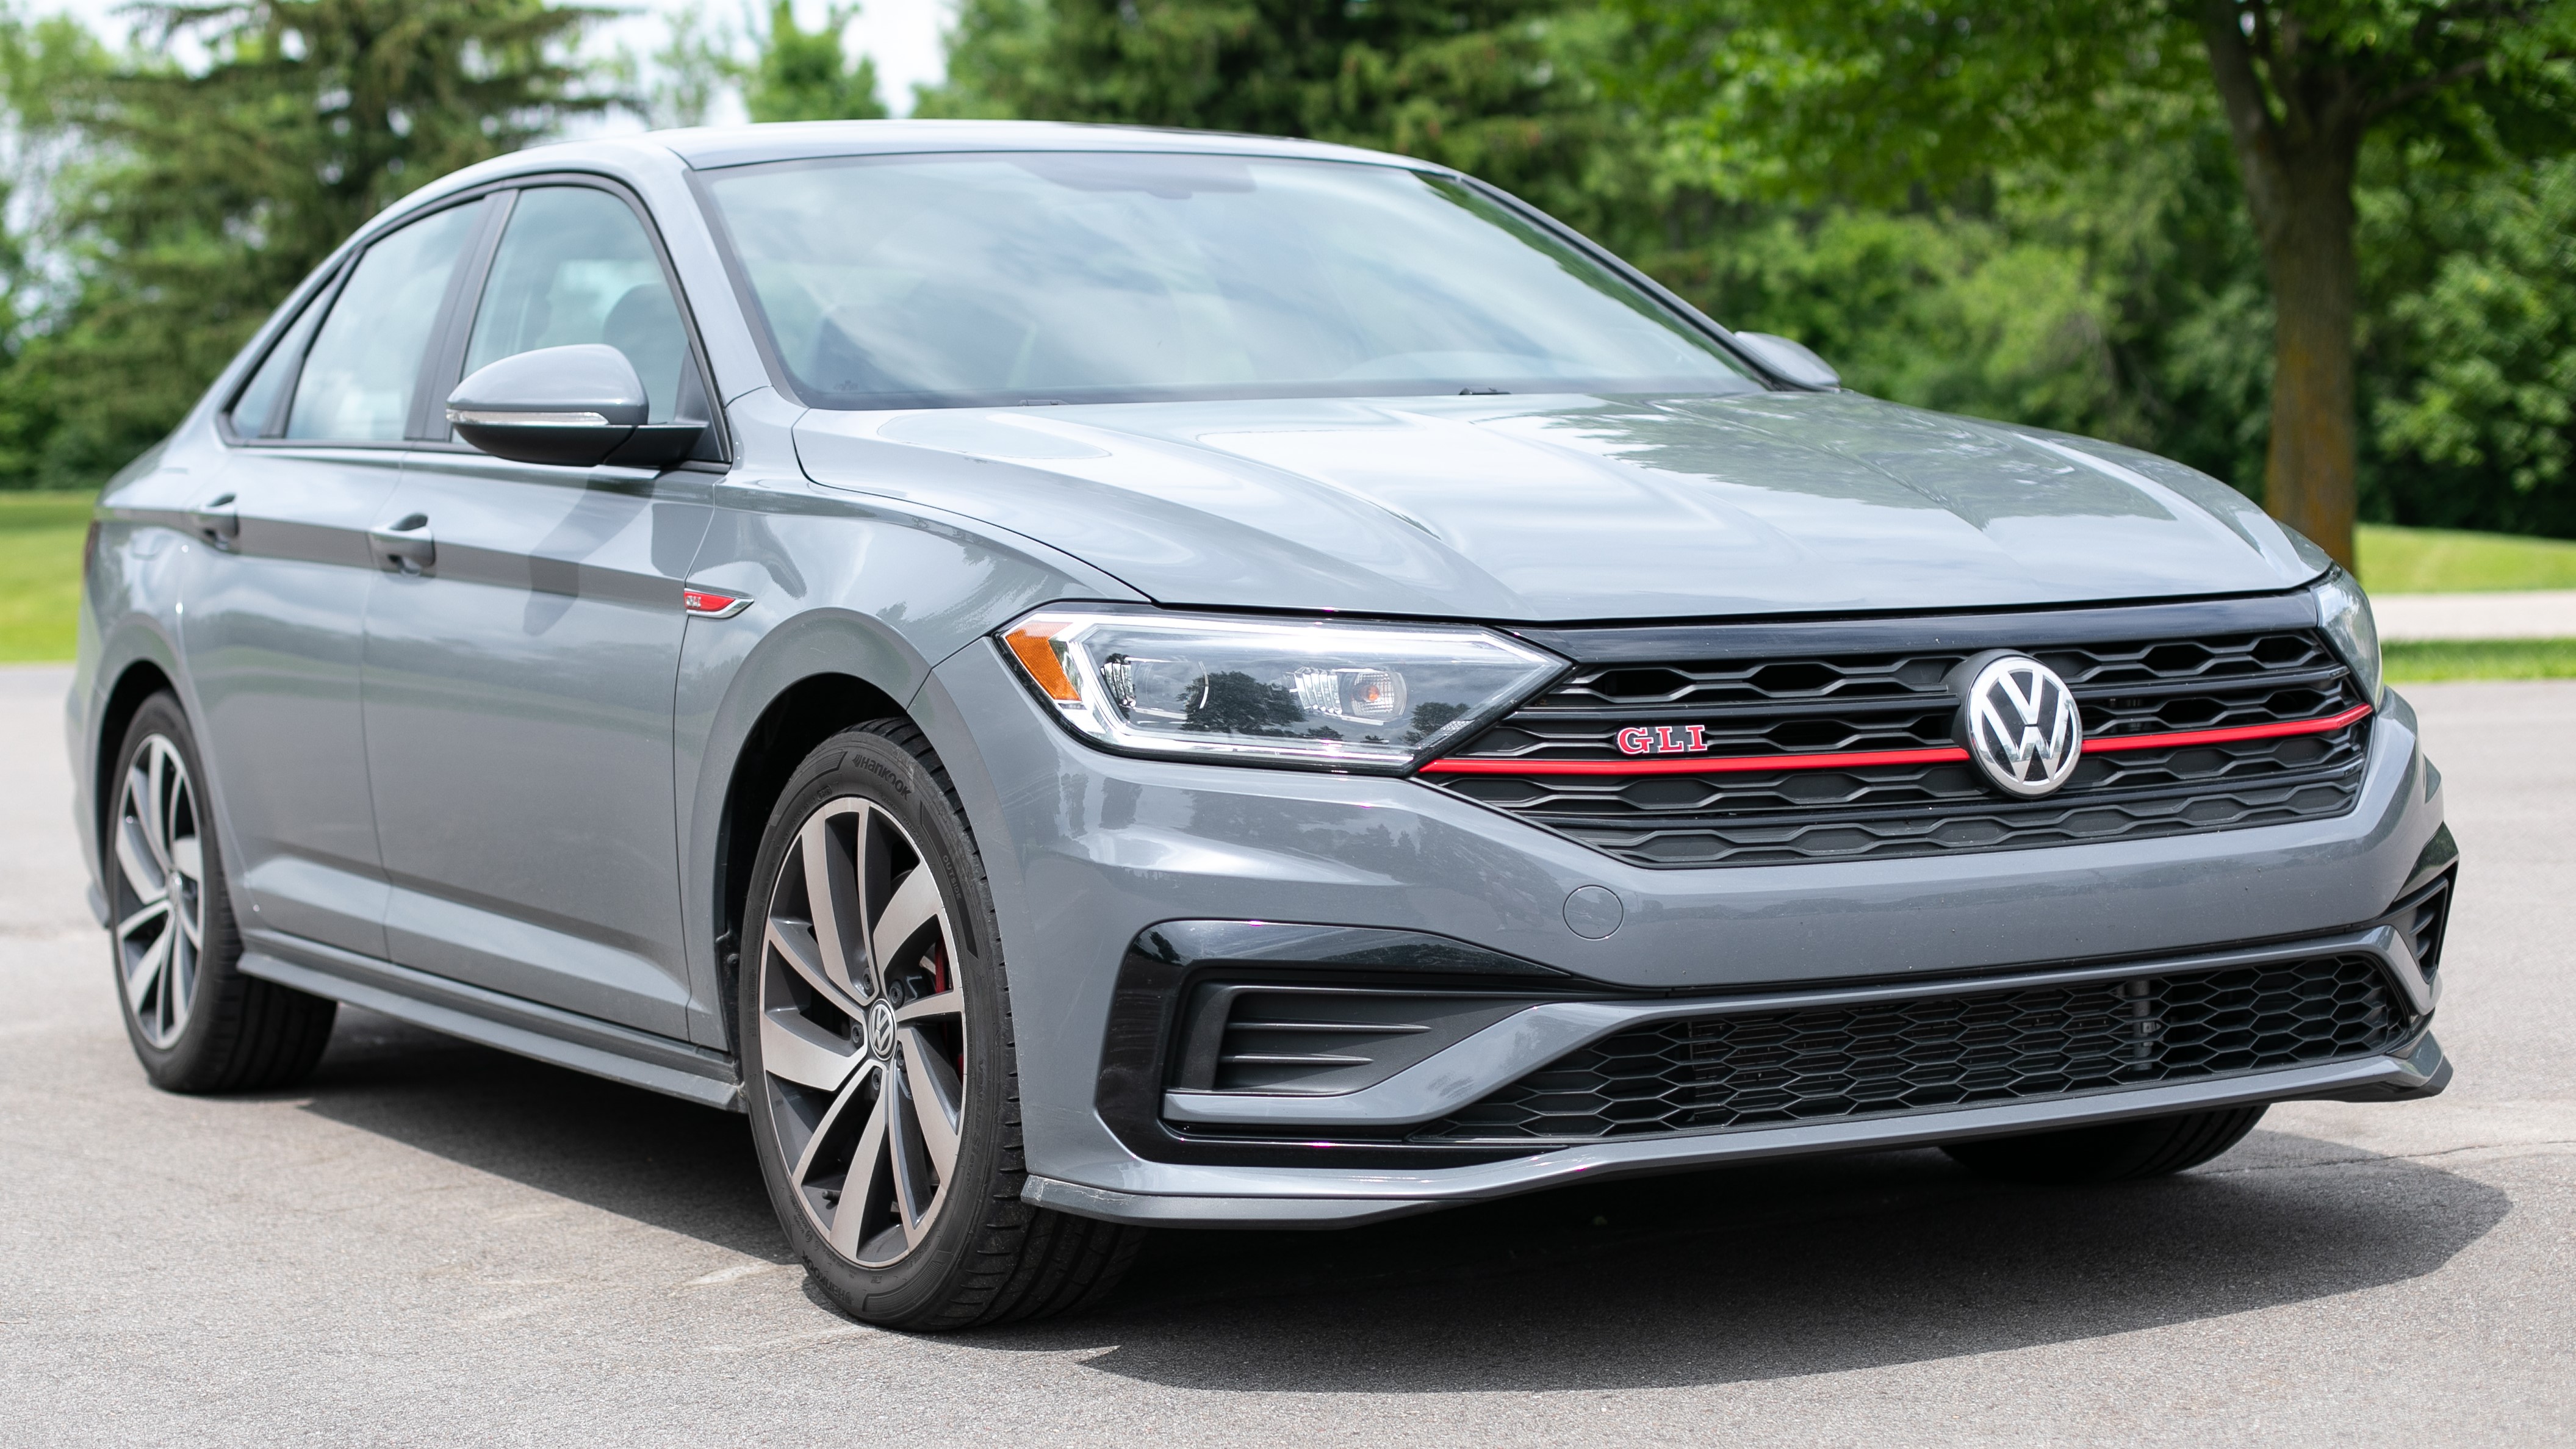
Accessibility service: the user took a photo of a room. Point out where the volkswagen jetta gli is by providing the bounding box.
[72,121,2458,1329]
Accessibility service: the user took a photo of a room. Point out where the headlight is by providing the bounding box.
[2312,568,2383,704]
[999,609,1564,772]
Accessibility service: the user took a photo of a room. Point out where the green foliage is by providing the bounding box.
[919,0,1635,231]
[743,1,885,122]
[2367,155,2576,536]
[0,0,607,489]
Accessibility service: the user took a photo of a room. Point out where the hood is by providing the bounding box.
[790,390,2323,622]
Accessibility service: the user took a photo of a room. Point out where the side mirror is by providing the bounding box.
[1733,332,1841,390]
[445,343,703,468]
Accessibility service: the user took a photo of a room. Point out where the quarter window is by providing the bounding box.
[464,187,693,423]
[286,201,486,441]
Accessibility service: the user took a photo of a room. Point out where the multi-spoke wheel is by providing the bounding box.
[106,692,337,1091]
[113,733,206,1048]
[740,721,1143,1329]
[758,796,969,1267]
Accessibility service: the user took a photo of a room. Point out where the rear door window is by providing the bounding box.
[286,202,484,441]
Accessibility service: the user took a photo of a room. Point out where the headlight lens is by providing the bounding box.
[1000,609,1564,771]
[2312,568,2383,704]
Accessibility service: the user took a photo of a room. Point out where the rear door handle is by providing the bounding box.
[190,493,239,550]
[369,513,435,575]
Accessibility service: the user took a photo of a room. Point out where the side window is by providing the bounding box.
[229,287,330,439]
[463,187,694,423]
[286,202,484,441]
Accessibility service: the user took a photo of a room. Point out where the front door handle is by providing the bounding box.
[190,493,239,551]
[369,513,435,575]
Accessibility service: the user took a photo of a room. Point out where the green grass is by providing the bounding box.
[2384,638,2576,683]
[2358,523,2576,593]
[0,491,93,663]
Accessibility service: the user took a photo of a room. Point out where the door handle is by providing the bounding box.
[190,494,239,551]
[369,513,435,575]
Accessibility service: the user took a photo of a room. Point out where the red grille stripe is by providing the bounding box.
[1417,702,2373,778]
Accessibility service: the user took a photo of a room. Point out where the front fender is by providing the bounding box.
[670,472,1146,1049]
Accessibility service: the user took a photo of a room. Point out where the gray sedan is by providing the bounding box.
[71,121,2453,1329]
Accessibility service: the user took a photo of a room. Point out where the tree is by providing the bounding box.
[1,0,605,486]
[917,0,1634,233]
[1617,0,2576,567]
[742,1,884,122]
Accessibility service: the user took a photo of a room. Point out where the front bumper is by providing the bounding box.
[915,640,2454,1226]
[1026,1027,2451,1229]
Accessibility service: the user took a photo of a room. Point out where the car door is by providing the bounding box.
[181,198,494,961]
[360,182,719,1036]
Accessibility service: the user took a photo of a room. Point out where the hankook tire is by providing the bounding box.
[1941,1105,2270,1185]
[739,720,1144,1329]
[108,692,337,1092]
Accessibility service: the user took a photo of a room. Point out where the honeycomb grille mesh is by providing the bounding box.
[1431,628,2369,868]
[1416,955,2405,1143]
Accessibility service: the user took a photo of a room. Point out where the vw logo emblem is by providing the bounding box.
[1956,652,2083,798]
[865,999,898,1062]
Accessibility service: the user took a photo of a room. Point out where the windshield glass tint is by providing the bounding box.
[701,153,1758,408]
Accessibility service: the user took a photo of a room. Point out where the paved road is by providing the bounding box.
[2,665,2569,1447]
[2373,589,2576,641]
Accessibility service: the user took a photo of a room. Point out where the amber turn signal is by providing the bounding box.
[1003,622,1082,702]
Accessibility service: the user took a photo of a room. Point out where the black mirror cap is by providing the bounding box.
[446,343,702,468]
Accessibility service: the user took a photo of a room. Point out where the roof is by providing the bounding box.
[642,118,1427,172]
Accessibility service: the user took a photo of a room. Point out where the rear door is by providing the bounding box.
[182,198,492,960]
[359,182,721,1035]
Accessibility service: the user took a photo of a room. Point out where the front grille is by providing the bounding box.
[1430,622,2371,867]
[1416,954,2406,1143]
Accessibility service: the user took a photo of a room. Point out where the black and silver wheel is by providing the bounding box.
[1942,1104,2269,1185]
[108,692,337,1091]
[740,721,1143,1329]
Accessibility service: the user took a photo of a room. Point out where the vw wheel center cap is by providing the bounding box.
[866,999,899,1061]
[1957,652,2084,798]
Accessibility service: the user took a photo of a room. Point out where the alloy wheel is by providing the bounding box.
[756,797,968,1268]
[114,735,206,1049]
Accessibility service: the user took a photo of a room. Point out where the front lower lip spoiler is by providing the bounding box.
[1160,921,2439,1132]
[1024,1028,2449,1229]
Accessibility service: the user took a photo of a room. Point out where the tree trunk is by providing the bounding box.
[2197,3,2367,571]
[2252,150,2361,570]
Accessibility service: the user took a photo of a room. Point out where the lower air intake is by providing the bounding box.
[1416,954,2406,1143]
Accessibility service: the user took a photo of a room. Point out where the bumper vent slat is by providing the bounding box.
[1415,954,2407,1144]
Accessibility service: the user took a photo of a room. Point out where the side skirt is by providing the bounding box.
[238,929,744,1112]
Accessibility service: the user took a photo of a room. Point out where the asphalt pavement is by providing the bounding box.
[2,664,2569,1446]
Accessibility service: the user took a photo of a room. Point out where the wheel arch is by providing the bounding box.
[85,636,187,891]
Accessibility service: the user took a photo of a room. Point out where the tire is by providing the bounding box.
[1941,1104,2268,1185]
[738,719,1145,1330]
[106,692,338,1092]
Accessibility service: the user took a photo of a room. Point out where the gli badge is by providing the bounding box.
[1954,652,2084,797]
[1616,724,1709,757]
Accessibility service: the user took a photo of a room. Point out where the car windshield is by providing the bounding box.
[698,151,1763,409]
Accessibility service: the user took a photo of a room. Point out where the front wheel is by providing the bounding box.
[738,721,1143,1330]
[1942,1105,2268,1185]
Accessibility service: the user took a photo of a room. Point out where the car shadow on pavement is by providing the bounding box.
[282,1009,2508,1391]
[290,1006,788,1261]
[1002,1130,2507,1392]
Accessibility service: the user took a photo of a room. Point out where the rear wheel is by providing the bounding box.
[108,692,337,1092]
[739,721,1143,1329]
[1942,1105,2268,1185]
